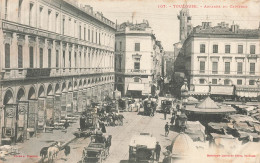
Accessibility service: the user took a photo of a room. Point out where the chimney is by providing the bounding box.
[231,24,239,33]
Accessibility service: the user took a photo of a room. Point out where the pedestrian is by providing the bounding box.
[165,122,169,137]
[64,145,70,161]
[170,115,175,126]
[164,107,168,120]
[64,120,69,133]
[100,122,106,133]
[155,141,161,161]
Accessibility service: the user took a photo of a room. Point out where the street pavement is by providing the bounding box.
[3,121,79,163]
[54,111,178,163]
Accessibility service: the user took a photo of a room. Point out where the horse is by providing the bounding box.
[40,147,49,159]
[47,143,60,162]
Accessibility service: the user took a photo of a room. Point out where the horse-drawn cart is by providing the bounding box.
[81,134,112,163]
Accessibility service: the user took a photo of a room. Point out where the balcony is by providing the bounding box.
[1,67,114,80]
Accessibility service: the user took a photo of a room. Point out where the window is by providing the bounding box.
[48,49,51,68]
[91,30,94,42]
[115,42,117,51]
[238,45,243,54]
[96,32,97,43]
[39,48,43,68]
[225,45,230,53]
[39,7,43,28]
[249,80,255,85]
[48,10,51,30]
[135,43,140,51]
[250,45,255,54]
[237,79,242,85]
[200,61,205,73]
[18,0,22,22]
[88,29,90,41]
[5,0,8,19]
[79,25,81,39]
[199,79,205,84]
[213,44,218,53]
[5,44,10,68]
[79,52,81,67]
[55,13,59,33]
[224,79,230,85]
[74,52,77,67]
[120,42,122,51]
[63,51,65,68]
[237,62,243,74]
[62,16,65,35]
[18,45,23,68]
[134,78,139,82]
[212,62,218,74]
[69,52,71,68]
[84,27,86,40]
[212,79,217,84]
[224,62,230,74]
[99,33,101,45]
[134,62,140,70]
[250,63,255,75]
[29,47,34,68]
[29,3,33,26]
[200,44,205,53]
[84,53,86,67]
[56,50,59,68]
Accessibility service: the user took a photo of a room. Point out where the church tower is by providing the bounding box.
[177,8,192,43]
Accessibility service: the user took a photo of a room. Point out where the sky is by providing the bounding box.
[78,0,260,51]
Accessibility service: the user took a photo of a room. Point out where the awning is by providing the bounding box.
[210,85,234,95]
[236,91,258,97]
[128,83,144,91]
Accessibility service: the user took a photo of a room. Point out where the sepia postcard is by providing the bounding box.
[0,0,259,162]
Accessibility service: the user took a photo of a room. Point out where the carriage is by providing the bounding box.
[81,134,111,163]
[73,110,98,138]
[129,133,157,162]
[142,99,156,116]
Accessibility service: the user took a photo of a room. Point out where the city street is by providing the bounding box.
[54,111,178,163]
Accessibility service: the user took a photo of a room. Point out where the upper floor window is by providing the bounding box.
[5,44,10,68]
[250,63,255,75]
[249,80,255,85]
[29,3,34,26]
[200,44,205,53]
[135,43,140,51]
[224,79,230,85]
[120,42,122,51]
[237,79,242,85]
[88,29,90,41]
[134,62,140,70]
[29,47,34,68]
[48,49,51,68]
[237,62,243,74]
[63,51,65,68]
[18,45,23,68]
[5,0,8,19]
[225,45,230,53]
[39,7,43,28]
[250,45,255,54]
[56,50,59,68]
[199,79,205,84]
[212,79,217,84]
[79,25,81,39]
[238,45,243,54]
[48,10,52,31]
[18,0,23,22]
[84,27,86,40]
[62,16,65,35]
[200,61,205,73]
[213,44,218,53]
[212,62,218,74]
[134,78,139,82]
[224,62,230,74]
[55,13,59,33]
[39,48,43,68]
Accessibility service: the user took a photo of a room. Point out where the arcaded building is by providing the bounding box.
[0,0,115,144]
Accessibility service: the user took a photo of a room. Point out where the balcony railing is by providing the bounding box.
[1,67,114,80]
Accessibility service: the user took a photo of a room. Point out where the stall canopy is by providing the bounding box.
[185,96,236,115]
[210,85,234,95]
[127,83,144,91]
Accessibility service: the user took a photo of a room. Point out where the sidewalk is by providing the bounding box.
[3,120,79,163]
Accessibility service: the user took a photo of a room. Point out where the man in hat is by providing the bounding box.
[155,141,161,161]
[165,122,170,137]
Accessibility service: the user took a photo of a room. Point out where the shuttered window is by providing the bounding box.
[200,61,205,73]
[56,50,59,68]
[29,47,34,68]
[40,48,43,68]
[225,62,230,74]
[250,45,255,54]
[18,45,23,68]
[212,62,218,74]
[48,49,51,68]
[250,63,255,75]
[237,62,243,74]
[5,44,10,68]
